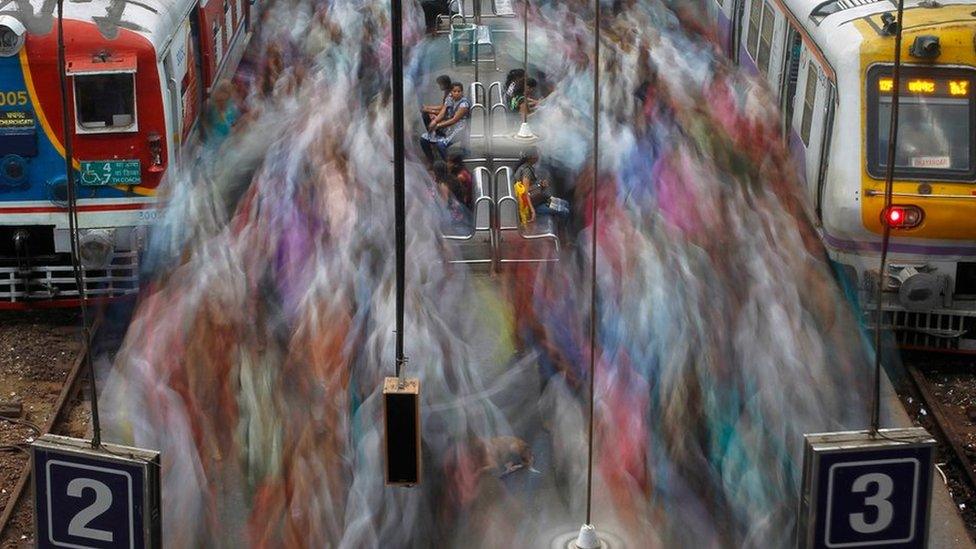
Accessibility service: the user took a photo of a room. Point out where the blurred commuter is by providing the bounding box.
[205,80,241,143]
[260,43,285,98]
[420,0,450,33]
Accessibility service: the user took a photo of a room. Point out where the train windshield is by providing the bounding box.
[74,73,136,132]
[868,68,975,181]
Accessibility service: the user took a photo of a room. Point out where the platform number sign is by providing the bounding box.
[32,434,160,549]
[799,429,935,548]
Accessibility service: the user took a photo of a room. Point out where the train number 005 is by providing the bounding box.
[0,91,28,106]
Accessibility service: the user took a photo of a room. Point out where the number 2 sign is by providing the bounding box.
[32,434,160,549]
[800,429,936,549]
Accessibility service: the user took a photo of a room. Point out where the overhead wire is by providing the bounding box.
[870,0,906,437]
[56,0,101,448]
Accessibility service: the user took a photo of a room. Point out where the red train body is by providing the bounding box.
[0,0,250,307]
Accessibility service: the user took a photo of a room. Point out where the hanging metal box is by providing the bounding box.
[798,428,935,549]
[383,377,421,486]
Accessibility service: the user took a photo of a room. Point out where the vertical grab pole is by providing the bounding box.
[522,0,529,124]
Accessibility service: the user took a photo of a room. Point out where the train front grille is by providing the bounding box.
[0,250,140,303]
[866,308,976,351]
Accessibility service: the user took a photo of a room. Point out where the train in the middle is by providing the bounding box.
[706,0,976,350]
[0,0,250,307]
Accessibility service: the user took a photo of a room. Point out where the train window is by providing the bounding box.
[747,0,761,60]
[867,66,976,181]
[757,2,775,75]
[800,64,818,146]
[74,73,136,132]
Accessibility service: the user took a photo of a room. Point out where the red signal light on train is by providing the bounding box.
[882,205,923,229]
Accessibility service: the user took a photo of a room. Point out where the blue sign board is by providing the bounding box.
[32,434,160,549]
[800,429,936,549]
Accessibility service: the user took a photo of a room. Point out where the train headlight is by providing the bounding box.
[909,35,940,59]
[882,205,923,229]
[0,154,27,187]
[0,16,26,58]
[47,176,68,207]
[78,229,115,270]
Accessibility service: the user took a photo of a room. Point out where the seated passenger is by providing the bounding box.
[422,74,453,129]
[502,68,525,107]
[514,173,535,226]
[447,152,473,210]
[433,160,468,230]
[420,82,471,162]
[509,77,539,118]
[514,147,569,224]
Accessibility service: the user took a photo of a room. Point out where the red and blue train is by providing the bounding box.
[0,0,249,307]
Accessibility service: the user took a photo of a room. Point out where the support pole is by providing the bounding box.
[577,1,600,547]
[522,0,529,124]
[391,0,406,383]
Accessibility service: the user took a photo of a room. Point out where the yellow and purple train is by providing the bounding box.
[707,0,976,350]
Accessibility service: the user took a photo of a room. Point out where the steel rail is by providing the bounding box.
[0,317,101,537]
[905,363,976,493]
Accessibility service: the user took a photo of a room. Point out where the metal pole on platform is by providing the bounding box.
[474,0,480,87]
[576,2,600,547]
[511,0,537,141]
[391,0,406,382]
[522,0,528,124]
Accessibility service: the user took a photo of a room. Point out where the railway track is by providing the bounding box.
[902,352,976,535]
[0,313,99,546]
[906,362,976,490]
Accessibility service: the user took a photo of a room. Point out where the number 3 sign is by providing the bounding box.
[799,429,936,549]
[32,435,160,549]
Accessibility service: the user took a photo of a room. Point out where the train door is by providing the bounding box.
[760,6,787,90]
[163,57,181,166]
[188,9,205,114]
[791,50,833,214]
[730,0,744,64]
[780,26,802,138]
[705,0,733,57]
[740,0,783,80]
[163,14,205,153]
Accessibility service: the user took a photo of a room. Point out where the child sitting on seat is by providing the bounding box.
[447,152,473,210]
[422,74,453,129]
[514,176,535,226]
[514,147,569,224]
[509,77,539,118]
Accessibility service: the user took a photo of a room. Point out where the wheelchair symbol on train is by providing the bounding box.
[80,163,113,186]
